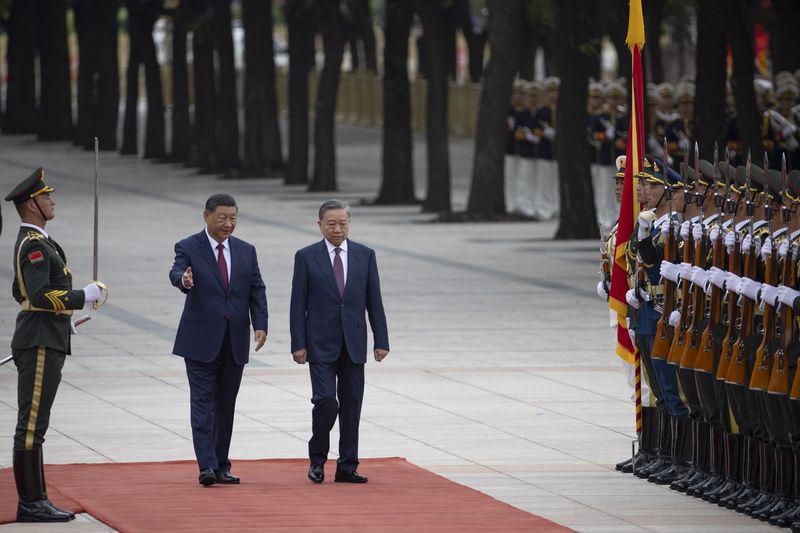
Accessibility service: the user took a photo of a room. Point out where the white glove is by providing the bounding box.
[692,223,704,242]
[680,220,691,240]
[524,128,541,144]
[70,319,79,335]
[777,284,800,307]
[725,230,736,253]
[507,116,515,130]
[782,124,797,139]
[83,283,102,303]
[660,260,680,282]
[605,126,615,140]
[779,239,790,259]
[691,266,710,289]
[597,281,608,300]
[709,226,721,243]
[760,283,779,308]
[738,277,761,301]
[678,262,693,283]
[726,272,742,294]
[742,234,761,255]
[637,212,653,240]
[543,126,556,140]
[626,288,640,309]
[669,310,681,328]
[760,236,773,261]
[709,267,728,290]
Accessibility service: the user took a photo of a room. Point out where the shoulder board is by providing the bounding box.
[26,231,43,241]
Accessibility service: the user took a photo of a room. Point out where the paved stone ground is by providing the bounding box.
[0,128,777,532]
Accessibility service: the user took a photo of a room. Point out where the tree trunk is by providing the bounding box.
[553,3,598,239]
[770,0,800,74]
[73,0,99,149]
[213,0,240,176]
[142,9,165,159]
[466,0,522,216]
[309,0,344,192]
[517,19,535,81]
[121,1,143,155]
[644,0,664,84]
[693,0,727,160]
[97,0,120,151]
[285,0,315,185]
[242,0,284,177]
[3,1,37,134]
[444,5,457,81]
[724,0,761,158]
[418,0,452,213]
[376,0,416,204]
[37,0,73,141]
[169,6,190,161]
[454,0,485,82]
[190,12,218,171]
[351,0,377,72]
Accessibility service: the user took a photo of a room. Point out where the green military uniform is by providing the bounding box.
[4,168,96,523]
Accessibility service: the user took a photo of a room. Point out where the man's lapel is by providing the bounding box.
[342,242,357,299]
[313,240,340,297]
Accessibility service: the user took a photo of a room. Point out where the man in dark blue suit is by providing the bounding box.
[290,199,389,484]
[170,194,268,486]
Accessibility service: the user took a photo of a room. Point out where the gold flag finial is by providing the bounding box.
[625,0,646,50]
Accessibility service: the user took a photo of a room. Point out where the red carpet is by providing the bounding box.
[1,458,572,532]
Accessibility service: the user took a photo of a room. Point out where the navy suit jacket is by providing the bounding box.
[170,230,268,365]
[290,239,389,364]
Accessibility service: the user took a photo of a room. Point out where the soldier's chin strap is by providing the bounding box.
[31,197,48,223]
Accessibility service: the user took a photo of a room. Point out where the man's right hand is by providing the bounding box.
[292,348,308,365]
[182,267,194,289]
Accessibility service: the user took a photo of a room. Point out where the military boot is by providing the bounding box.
[14,449,75,522]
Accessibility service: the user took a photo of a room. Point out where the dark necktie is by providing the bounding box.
[334,247,345,297]
[217,243,229,289]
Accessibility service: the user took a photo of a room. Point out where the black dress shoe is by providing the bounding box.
[215,470,240,484]
[17,499,75,522]
[198,468,216,486]
[335,470,368,483]
[308,464,324,484]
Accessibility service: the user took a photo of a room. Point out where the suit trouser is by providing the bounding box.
[308,343,365,472]
[13,346,66,451]
[184,326,243,472]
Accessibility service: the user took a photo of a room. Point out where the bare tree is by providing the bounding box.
[377,0,416,204]
[466,0,523,216]
[309,0,344,192]
[242,0,284,176]
[168,4,191,161]
[3,1,37,134]
[417,0,451,214]
[724,0,761,158]
[284,0,315,185]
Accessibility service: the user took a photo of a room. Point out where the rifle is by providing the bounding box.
[769,153,792,395]
[653,138,676,359]
[680,143,707,369]
[668,150,694,366]
[751,152,779,391]
[718,149,741,381]
[726,150,756,386]
[696,143,726,373]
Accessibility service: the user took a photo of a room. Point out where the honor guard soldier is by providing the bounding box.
[5,168,107,522]
[588,81,617,231]
[532,76,560,221]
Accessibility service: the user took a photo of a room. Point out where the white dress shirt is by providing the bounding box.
[325,238,348,282]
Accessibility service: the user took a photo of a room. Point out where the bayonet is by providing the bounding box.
[765,151,773,239]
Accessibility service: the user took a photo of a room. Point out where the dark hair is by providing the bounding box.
[318,199,350,220]
[205,193,237,213]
